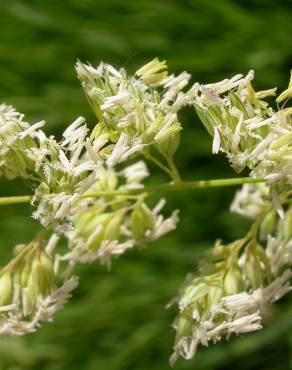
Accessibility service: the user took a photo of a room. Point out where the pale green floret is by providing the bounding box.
[135,58,168,86]
[245,253,265,289]
[259,210,277,240]
[276,70,292,103]
[254,87,277,99]
[156,131,181,157]
[30,251,55,298]
[223,264,244,295]
[0,272,13,306]
[130,203,155,243]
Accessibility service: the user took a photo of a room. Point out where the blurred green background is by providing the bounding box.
[0,0,292,369]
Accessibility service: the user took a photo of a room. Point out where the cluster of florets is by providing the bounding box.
[168,67,292,364]
[170,175,292,364]
[192,69,292,188]
[75,58,194,161]
[170,197,292,364]
[64,163,178,268]
[0,59,291,364]
[0,58,187,334]
[0,235,78,335]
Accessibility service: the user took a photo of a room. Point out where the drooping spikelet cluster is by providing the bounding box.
[0,235,78,335]
[170,197,292,364]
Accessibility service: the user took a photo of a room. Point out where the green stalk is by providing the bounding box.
[143,150,173,177]
[0,196,31,206]
[164,154,182,184]
[0,177,266,206]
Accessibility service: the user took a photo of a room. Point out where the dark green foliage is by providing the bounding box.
[0,1,291,369]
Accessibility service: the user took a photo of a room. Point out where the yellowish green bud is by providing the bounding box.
[130,203,155,242]
[259,211,276,240]
[156,131,181,157]
[276,70,292,103]
[269,131,292,150]
[135,58,168,86]
[20,262,32,287]
[26,273,36,314]
[255,244,272,281]
[0,272,13,306]
[79,212,112,236]
[40,252,55,283]
[96,167,118,192]
[224,265,244,295]
[30,252,55,298]
[245,254,264,289]
[254,87,277,99]
[175,312,193,344]
[207,277,224,308]
[103,213,122,240]
[130,208,145,242]
[141,204,155,231]
[283,207,292,241]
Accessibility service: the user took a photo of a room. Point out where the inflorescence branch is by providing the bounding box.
[0,177,267,206]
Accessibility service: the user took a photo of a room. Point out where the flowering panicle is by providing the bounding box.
[75,58,190,161]
[191,70,292,189]
[0,236,78,335]
[0,70,181,254]
[0,105,105,228]
[170,201,292,365]
[0,58,291,364]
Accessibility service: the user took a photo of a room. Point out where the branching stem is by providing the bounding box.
[164,155,182,184]
[0,177,266,206]
[143,150,173,177]
[0,195,31,206]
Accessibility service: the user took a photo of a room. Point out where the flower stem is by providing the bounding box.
[137,177,266,194]
[164,155,182,184]
[0,177,266,206]
[0,195,31,206]
[143,150,173,177]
